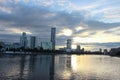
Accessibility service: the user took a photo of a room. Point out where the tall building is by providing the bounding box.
[67,39,72,49]
[51,28,56,50]
[20,32,28,48]
[66,39,72,52]
[30,36,36,49]
[76,45,81,52]
[99,48,102,53]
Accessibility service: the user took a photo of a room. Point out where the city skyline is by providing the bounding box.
[0,0,120,50]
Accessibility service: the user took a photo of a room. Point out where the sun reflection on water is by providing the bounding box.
[71,55,77,71]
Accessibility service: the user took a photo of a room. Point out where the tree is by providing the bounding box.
[0,42,4,52]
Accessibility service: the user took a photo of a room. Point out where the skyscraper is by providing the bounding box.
[76,45,81,52]
[20,32,28,48]
[67,39,72,49]
[30,36,36,49]
[66,39,72,52]
[51,28,56,50]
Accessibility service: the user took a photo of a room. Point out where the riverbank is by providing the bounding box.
[0,51,107,55]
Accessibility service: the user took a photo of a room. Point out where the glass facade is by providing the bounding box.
[41,42,52,50]
[51,28,56,50]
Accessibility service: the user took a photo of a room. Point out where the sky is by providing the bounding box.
[0,0,120,51]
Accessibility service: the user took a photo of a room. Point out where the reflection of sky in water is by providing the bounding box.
[0,55,120,80]
[0,55,53,80]
[55,55,120,80]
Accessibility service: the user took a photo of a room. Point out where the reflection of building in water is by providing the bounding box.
[19,55,26,80]
[55,55,72,79]
[49,55,55,80]
[27,55,37,79]
[66,56,71,68]
[55,55,71,69]
[27,55,55,80]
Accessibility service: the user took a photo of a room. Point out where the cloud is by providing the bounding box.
[82,42,120,50]
[0,0,120,50]
[75,26,85,31]
[0,6,12,14]
[85,20,120,30]
[0,3,83,42]
[71,42,120,51]
[57,28,73,36]
[104,26,120,35]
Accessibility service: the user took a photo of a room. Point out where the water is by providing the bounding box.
[0,54,120,80]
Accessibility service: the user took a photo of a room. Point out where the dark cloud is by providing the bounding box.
[0,3,84,43]
[85,20,120,30]
[0,34,20,42]
[56,36,72,46]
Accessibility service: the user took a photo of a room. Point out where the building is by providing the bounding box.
[67,39,72,49]
[0,42,5,52]
[66,39,72,52]
[0,42,5,48]
[99,48,102,53]
[30,36,36,49]
[76,45,81,52]
[51,28,56,50]
[109,47,120,55]
[103,49,108,54]
[20,32,28,48]
[4,42,20,51]
[12,43,20,49]
[59,47,66,51]
[81,48,84,52]
[41,42,52,50]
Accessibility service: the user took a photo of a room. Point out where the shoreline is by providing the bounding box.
[0,51,119,57]
[0,51,107,55]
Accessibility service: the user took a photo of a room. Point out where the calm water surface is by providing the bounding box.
[0,54,120,80]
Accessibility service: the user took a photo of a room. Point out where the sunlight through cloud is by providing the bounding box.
[57,28,73,36]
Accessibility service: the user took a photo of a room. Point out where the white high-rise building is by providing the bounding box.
[20,32,28,48]
[51,28,56,50]
[30,36,36,49]
[66,39,72,52]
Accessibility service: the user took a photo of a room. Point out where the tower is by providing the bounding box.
[76,45,81,52]
[20,32,28,49]
[51,28,56,50]
[66,39,72,52]
[30,36,36,49]
[67,39,72,49]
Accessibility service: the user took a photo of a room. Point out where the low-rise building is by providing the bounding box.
[41,42,52,50]
[109,47,120,55]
